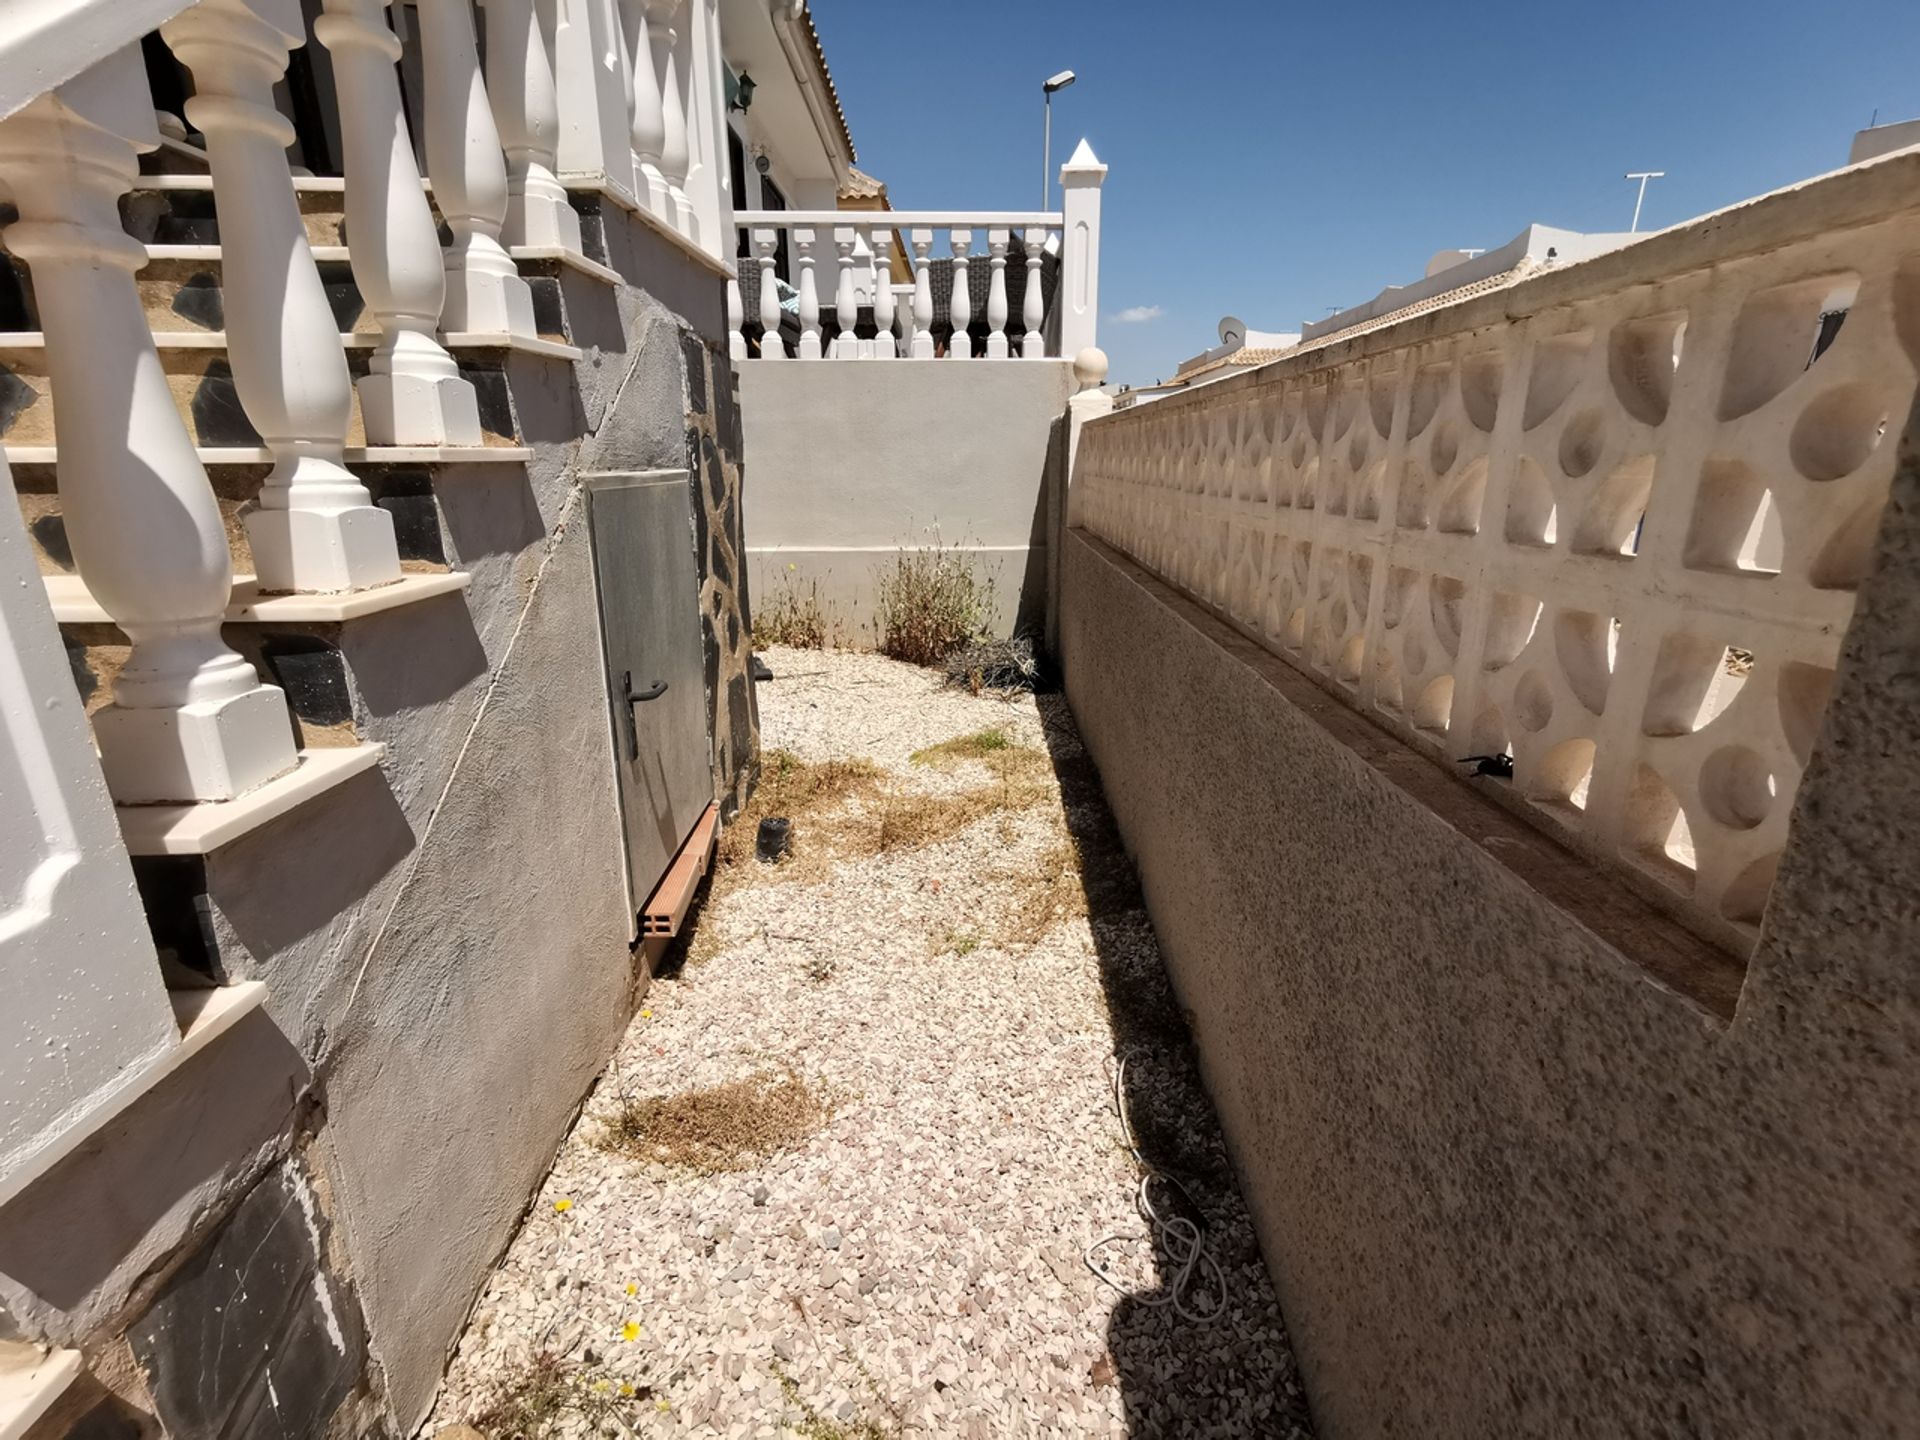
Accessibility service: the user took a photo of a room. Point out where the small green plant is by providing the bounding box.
[939,930,981,957]
[755,567,840,649]
[873,535,996,667]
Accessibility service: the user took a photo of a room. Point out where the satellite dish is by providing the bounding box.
[1218,316,1246,349]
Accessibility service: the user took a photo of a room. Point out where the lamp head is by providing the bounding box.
[1044,70,1076,94]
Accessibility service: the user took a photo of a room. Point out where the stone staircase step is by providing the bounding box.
[43,569,470,625]
[0,332,569,451]
[55,570,471,753]
[118,746,386,855]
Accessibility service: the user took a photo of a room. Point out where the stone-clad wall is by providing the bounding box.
[683,328,758,819]
[1058,470,1920,1434]
[0,207,759,1438]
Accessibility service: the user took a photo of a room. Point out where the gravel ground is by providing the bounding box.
[428,648,1315,1439]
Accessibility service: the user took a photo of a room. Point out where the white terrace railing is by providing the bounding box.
[1071,151,1920,957]
[727,144,1108,363]
[0,0,729,809]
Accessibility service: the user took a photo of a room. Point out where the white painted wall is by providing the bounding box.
[741,361,1077,636]
[0,451,177,1207]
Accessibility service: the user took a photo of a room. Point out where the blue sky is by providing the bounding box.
[808,0,1920,388]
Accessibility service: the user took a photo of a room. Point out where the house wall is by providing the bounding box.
[0,207,760,1438]
[740,359,1076,640]
[1057,495,1920,1436]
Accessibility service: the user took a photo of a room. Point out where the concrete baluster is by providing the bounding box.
[482,0,583,252]
[948,228,973,360]
[0,48,299,802]
[909,228,935,359]
[653,0,693,236]
[985,227,1010,358]
[316,0,481,444]
[417,0,536,335]
[164,0,402,596]
[871,229,897,359]
[795,227,821,359]
[621,0,670,219]
[727,272,746,361]
[833,227,859,359]
[754,229,784,359]
[1022,226,1047,358]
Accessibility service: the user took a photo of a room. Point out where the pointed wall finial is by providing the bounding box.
[1061,138,1106,185]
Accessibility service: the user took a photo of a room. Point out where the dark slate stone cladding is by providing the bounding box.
[170,272,225,331]
[681,326,758,819]
[189,359,261,446]
[130,1163,370,1440]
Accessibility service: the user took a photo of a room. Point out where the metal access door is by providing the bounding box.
[585,471,714,930]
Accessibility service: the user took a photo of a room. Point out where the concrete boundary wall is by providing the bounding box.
[1058,502,1919,1435]
[740,360,1075,638]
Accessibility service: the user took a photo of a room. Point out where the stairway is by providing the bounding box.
[2,171,623,972]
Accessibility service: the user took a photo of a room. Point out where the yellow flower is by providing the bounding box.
[593,1379,611,1394]
[618,1382,635,1397]
[553,1198,573,1213]
[641,1009,653,1019]
[621,1320,642,1342]
[625,1283,638,1297]
[656,1399,671,1412]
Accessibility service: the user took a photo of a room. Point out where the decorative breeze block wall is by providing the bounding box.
[1074,182,1920,957]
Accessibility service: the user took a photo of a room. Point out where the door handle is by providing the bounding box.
[619,671,669,760]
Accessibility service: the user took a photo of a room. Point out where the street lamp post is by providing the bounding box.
[1043,70,1075,209]
[1625,170,1666,233]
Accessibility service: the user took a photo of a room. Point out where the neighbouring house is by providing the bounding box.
[1118,316,1303,409]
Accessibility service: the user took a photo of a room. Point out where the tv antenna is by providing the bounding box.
[1625,171,1666,233]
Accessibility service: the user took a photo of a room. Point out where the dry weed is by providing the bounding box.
[755,569,844,649]
[873,537,996,667]
[598,1070,829,1174]
[471,1351,645,1437]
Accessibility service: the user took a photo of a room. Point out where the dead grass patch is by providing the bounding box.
[999,840,1088,945]
[868,778,1053,854]
[909,728,1052,786]
[598,1069,829,1174]
[711,750,884,889]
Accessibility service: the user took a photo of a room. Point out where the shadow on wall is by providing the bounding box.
[1014,411,1069,641]
[1033,695,1317,1438]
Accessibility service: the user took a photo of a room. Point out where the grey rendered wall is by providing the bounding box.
[0,214,759,1438]
[1057,444,1920,1437]
[739,359,1075,638]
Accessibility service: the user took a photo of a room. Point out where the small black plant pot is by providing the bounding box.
[756,816,792,862]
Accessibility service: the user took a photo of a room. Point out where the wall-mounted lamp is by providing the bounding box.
[729,71,757,113]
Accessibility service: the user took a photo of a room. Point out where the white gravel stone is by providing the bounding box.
[426,648,1314,1438]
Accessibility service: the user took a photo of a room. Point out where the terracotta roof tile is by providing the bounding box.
[799,6,856,164]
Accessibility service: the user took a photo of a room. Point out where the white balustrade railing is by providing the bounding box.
[728,191,1107,361]
[1070,154,1920,956]
[0,0,752,809]
[0,43,298,803]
